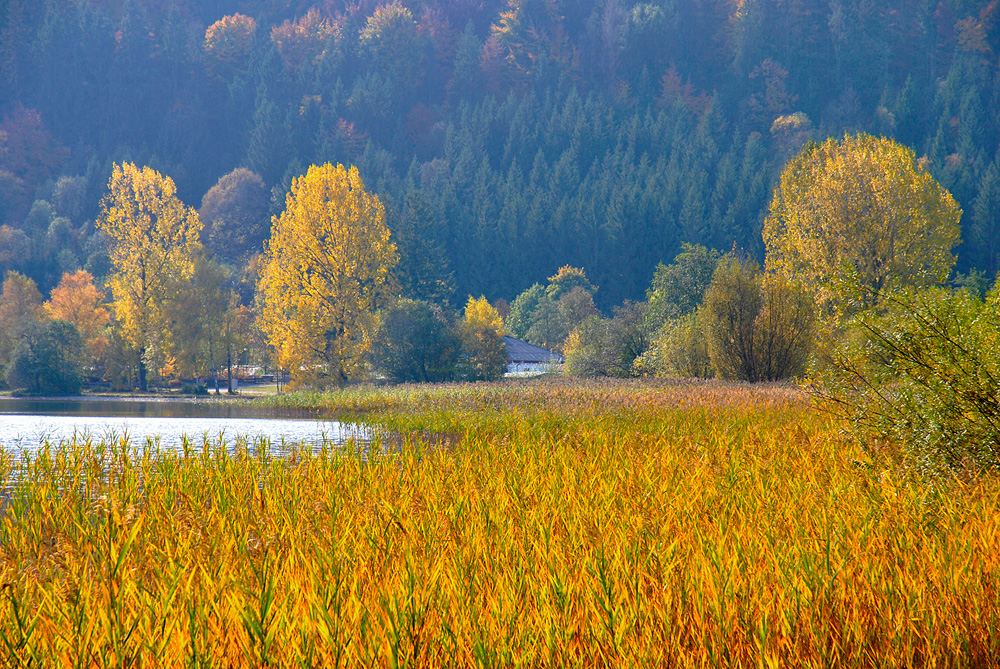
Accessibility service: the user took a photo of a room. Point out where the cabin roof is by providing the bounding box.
[504,336,564,364]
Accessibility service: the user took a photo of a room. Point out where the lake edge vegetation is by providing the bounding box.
[3,379,1000,666]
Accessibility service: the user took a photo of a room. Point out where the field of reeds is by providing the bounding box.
[2,378,999,667]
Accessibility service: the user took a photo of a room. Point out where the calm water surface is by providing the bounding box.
[0,397,371,454]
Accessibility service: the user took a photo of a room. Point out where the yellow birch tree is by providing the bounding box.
[763,134,961,318]
[458,296,507,381]
[257,163,398,386]
[98,163,202,391]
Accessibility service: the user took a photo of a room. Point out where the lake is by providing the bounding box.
[0,397,371,454]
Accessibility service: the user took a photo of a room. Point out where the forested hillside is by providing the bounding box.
[2,0,1000,308]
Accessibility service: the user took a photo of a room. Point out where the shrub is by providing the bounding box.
[565,302,648,377]
[818,285,1000,471]
[373,299,460,383]
[5,319,83,395]
[701,259,815,382]
[637,311,713,378]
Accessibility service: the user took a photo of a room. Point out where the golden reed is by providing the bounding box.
[1,379,997,667]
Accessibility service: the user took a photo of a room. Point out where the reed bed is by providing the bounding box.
[1,379,999,667]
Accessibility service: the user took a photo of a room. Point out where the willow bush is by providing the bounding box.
[818,285,1000,471]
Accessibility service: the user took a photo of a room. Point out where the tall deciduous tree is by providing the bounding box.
[507,283,545,339]
[360,1,426,87]
[199,168,270,261]
[203,13,256,78]
[763,134,962,318]
[98,163,202,391]
[646,243,722,331]
[270,8,336,73]
[167,254,232,386]
[373,299,460,383]
[257,164,398,387]
[0,269,44,369]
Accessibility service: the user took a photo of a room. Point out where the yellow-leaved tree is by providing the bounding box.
[763,134,961,318]
[458,296,507,381]
[98,163,202,391]
[257,164,398,386]
[0,270,45,368]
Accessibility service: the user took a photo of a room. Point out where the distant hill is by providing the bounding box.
[2,0,999,305]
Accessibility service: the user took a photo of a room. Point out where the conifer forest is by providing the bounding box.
[3,0,1000,391]
[4,0,1000,305]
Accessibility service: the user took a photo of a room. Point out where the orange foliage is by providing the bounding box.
[659,65,711,116]
[271,8,337,72]
[418,4,456,63]
[45,269,111,359]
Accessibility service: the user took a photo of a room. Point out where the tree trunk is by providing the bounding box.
[138,348,147,392]
[210,332,219,394]
[227,345,234,394]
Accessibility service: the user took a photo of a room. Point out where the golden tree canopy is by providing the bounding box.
[545,265,596,299]
[98,162,202,388]
[462,295,505,336]
[763,134,961,316]
[270,8,337,71]
[0,270,44,364]
[458,296,507,381]
[257,163,398,385]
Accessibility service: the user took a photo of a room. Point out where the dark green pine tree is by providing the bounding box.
[245,44,290,186]
[448,22,482,104]
[970,159,1000,276]
[392,190,456,307]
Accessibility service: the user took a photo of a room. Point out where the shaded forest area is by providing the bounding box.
[2,0,1000,309]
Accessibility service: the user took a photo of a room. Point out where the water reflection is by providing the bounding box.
[0,398,370,453]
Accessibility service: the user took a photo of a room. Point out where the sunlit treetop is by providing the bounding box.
[44,269,109,345]
[463,295,505,337]
[204,14,256,65]
[763,133,961,317]
[271,8,338,72]
[546,265,596,300]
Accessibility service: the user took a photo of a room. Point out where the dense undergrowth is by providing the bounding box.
[2,379,999,667]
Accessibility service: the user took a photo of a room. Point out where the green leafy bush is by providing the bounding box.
[565,302,648,377]
[700,259,815,382]
[635,311,712,379]
[5,319,83,395]
[818,286,1000,471]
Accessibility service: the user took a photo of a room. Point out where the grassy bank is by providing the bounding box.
[1,379,998,667]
